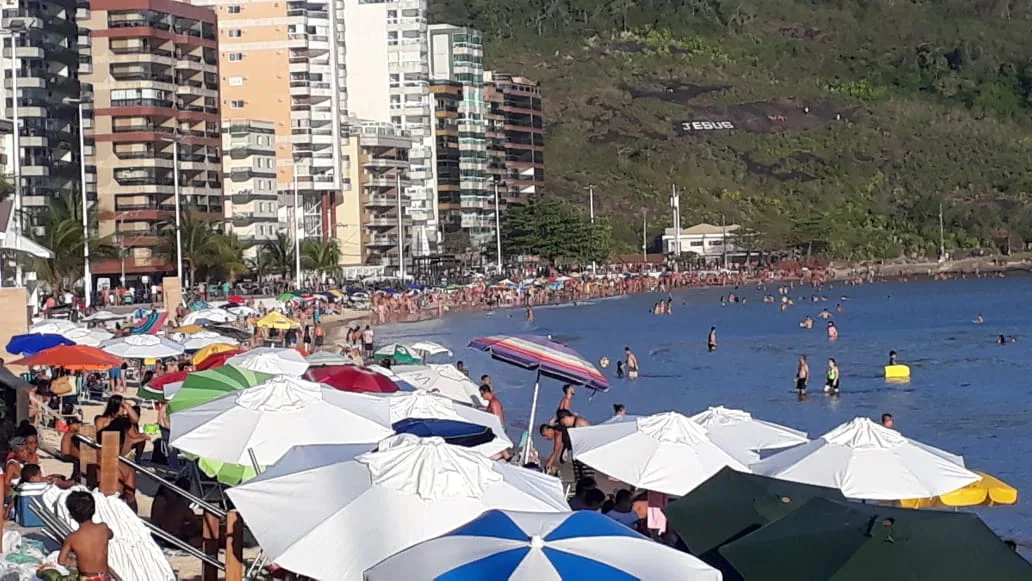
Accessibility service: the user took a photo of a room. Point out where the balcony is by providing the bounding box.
[364,194,396,207]
[366,235,396,247]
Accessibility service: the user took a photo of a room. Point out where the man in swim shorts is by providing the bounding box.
[795,355,809,394]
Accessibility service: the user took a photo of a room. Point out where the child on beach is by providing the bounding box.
[59,491,117,581]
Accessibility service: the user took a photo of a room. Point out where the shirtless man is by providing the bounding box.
[707,327,717,352]
[624,347,639,380]
[558,384,575,412]
[479,385,505,427]
[795,355,809,396]
[59,491,118,581]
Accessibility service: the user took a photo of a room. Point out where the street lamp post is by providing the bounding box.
[3,21,29,287]
[585,185,596,275]
[159,136,183,283]
[293,172,301,289]
[64,96,91,306]
[493,179,502,276]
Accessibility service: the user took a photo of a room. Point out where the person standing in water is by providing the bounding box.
[824,358,840,394]
[795,355,809,395]
[624,347,639,380]
[888,350,898,365]
[707,327,717,352]
[827,321,839,340]
[526,304,534,322]
[558,384,575,412]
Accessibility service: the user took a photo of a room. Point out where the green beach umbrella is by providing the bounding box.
[167,366,274,414]
[665,467,845,557]
[719,497,1032,580]
[195,456,259,486]
[276,292,295,302]
[372,343,422,365]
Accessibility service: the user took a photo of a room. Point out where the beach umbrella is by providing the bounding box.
[365,509,722,581]
[306,351,355,367]
[101,335,185,359]
[173,325,205,335]
[167,366,273,414]
[225,305,258,317]
[387,364,486,407]
[751,417,980,500]
[718,497,1032,580]
[191,343,240,366]
[192,456,258,486]
[180,308,236,326]
[568,411,751,497]
[226,347,309,376]
[275,292,295,302]
[208,325,252,342]
[194,348,244,370]
[663,466,846,558]
[28,319,79,334]
[226,295,246,305]
[387,390,512,457]
[169,375,392,465]
[468,334,609,464]
[226,435,569,580]
[690,406,809,452]
[306,365,400,393]
[255,311,299,330]
[372,343,422,365]
[59,327,115,347]
[407,341,452,358]
[188,300,208,311]
[6,333,75,355]
[138,371,190,402]
[178,333,238,352]
[11,345,122,371]
[81,310,127,322]
[899,471,1019,508]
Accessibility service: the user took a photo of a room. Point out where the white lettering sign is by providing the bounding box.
[680,121,735,131]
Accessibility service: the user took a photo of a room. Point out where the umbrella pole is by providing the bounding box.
[523,370,541,465]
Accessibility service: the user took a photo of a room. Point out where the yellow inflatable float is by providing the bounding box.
[884,364,911,380]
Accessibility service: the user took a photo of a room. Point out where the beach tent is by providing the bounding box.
[226,435,569,580]
[387,390,511,457]
[169,375,392,465]
[226,347,309,376]
[372,343,422,365]
[366,510,721,581]
[569,411,751,497]
[751,417,979,500]
[691,406,809,452]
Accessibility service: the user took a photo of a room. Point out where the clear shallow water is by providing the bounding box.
[377,277,1032,541]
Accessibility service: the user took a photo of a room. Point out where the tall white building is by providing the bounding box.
[343,0,436,255]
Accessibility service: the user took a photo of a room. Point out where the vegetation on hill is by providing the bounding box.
[433,0,1032,260]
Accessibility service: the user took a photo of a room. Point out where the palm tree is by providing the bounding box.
[30,193,116,290]
[161,210,228,285]
[210,233,249,283]
[301,238,341,279]
[260,232,294,278]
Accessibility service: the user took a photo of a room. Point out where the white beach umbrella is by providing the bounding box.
[406,341,453,357]
[365,509,721,581]
[227,305,258,317]
[226,347,309,376]
[82,310,128,322]
[226,435,569,581]
[569,411,751,497]
[691,406,809,452]
[387,389,512,457]
[751,417,980,500]
[59,327,115,347]
[169,375,392,465]
[389,364,487,407]
[180,308,237,326]
[100,335,185,359]
[29,319,79,334]
[177,331,239,351]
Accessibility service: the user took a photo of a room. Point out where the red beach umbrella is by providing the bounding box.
[305,365,399,393]
[227,295,246,305]
[195,348,245,370]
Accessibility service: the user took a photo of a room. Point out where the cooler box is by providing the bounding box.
[14,482,50,528]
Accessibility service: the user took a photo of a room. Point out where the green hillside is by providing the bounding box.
[433,0,1032,259]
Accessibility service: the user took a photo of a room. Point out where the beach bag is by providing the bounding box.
[50,376,75,397]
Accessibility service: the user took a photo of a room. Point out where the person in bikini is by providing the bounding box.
[59,490,119,580]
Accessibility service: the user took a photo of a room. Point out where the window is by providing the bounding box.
[227,5,241,12]
[391,116,401,126]
[689,241,703,247]
[708,240,723,246]
[228,29,242,38]
[230,100,245,109]
[228,76,244,86]
[228,53,243,61]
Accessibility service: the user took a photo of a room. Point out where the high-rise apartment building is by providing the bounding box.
[223,120,278,256]
[343,0,435,255]
[428,80,459,245]
[341,119,412,271]
[3,3,82,216]
[484,71,543,205]
[194,0,349,241]
[427,25,492,250]
[81,0,222,280]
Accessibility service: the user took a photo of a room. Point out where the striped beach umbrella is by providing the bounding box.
[167,366,274,414]
[138,370,190,401]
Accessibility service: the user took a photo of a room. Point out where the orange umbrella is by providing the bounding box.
[12,344,123,371]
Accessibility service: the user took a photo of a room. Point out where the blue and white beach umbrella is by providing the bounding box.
[364,509,722,581]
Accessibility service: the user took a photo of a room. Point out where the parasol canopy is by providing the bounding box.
[12,345,123,371]
[306,365,401,393]
[101,335,185,359]
[167,365,274,414]
[226,347,309,376]
[6,333,75,355]
[467,334,609,392]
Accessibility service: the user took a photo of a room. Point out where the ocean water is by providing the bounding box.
[376,276,1032,541]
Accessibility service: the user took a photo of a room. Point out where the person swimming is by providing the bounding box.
[888,350,898,365]
[707,327,717,352]
[998,334,1007,345]
[974,314,984,324]
[800,316,814,329]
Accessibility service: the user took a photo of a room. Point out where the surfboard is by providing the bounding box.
[884,364,911,380]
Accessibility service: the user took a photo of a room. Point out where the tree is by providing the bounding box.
[210,234,249,283]
[501,198,612,265]
[259,233,294,278]
[301,238,341,278]
[30,193,116,290]
[161,211,226,285]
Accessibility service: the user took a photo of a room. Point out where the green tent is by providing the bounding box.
[372,343,422,365]
[719,497,1032,580]
[167,367,274,414]
[665,467,845,557]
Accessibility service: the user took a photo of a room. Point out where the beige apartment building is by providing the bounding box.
[81,0,222,281]
[193,0,349,241]
[223,120,278,256]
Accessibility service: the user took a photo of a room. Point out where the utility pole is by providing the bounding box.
[172,139,182,283]
[721,214,728,271]
[938,202,945,262]
[642,209,648,264]
[586,185,596,275]
[65,96,91,306]
[293,172,301,289]
[493,179,502,276]
[670,185,680,271]
[10,29,21,287]
[395,171,405,280]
